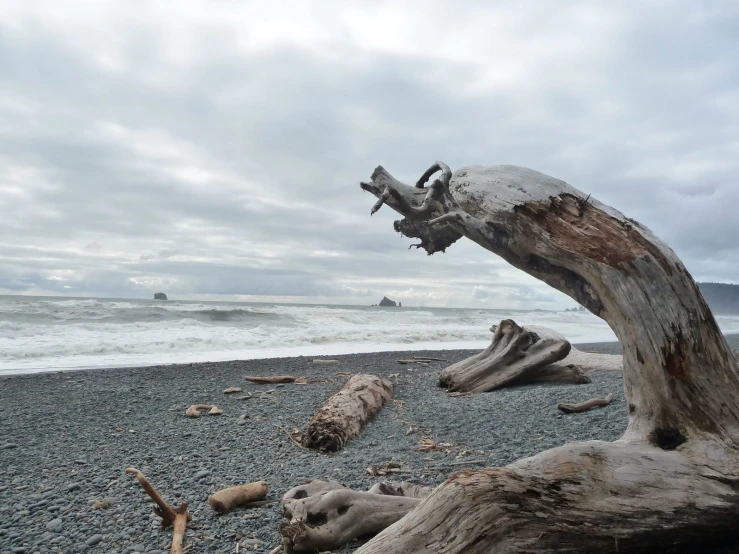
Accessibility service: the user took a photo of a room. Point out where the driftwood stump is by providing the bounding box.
[439,320,573,392]
[280,480,425,552]
[303,374,393,452]
[358,161,739,553]
[439,320,622,393]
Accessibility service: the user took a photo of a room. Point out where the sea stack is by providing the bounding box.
[154,292,168,300]
[378,296,397,307]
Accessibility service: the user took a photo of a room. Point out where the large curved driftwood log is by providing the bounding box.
[303,374,393,452]
[359,162,739,552]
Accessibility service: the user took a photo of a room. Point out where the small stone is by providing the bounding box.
[2,443,19,449]
[66,483,81,492]
[85,535,103,546]
[46,518,62,532]
[193,470,211,480]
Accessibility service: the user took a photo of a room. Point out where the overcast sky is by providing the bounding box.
[0,1,737,309]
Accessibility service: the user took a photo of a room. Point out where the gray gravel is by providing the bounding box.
[1,338,738,554]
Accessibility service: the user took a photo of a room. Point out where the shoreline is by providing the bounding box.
[3,332,739,379]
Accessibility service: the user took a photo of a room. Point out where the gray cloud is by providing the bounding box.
[0,1,737,308]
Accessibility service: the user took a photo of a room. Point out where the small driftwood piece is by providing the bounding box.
[313,359,339,365]
[281,479,420,552]
[223,387,242,394]
[302,374,393,452]
[125,467,190,554]
[185,404,222,418]
[558,393,614,414]
[208,481,268,513]
[398,357,448,364]
[245,375,297,384]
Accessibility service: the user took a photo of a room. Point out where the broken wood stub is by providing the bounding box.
[208,481,269,513]
[302,374,393,452]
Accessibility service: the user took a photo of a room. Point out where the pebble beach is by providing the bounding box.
[2,337,739,554]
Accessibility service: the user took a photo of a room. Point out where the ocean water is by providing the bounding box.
[2,295,739,376]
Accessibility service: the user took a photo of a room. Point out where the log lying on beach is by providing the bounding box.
[359,161,739,553]
[438,320,573,393]
[558,392,614,414]
[280,479,422,552]
[245,375,297,384]
[302,374,393,452]
[208,481,268,513]
[125,468,190,554]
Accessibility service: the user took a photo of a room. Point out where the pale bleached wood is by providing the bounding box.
[438,320,572,392]
[281,479,425,552]
[357,162,739,553]
[557,392,614,413]
[302,374,393,452]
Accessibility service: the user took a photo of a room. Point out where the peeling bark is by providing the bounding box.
[358,162,739,552]
[302,374,393,452]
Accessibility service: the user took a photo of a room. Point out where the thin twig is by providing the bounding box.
[274,425,308,450]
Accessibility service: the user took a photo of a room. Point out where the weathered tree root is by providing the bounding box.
[438,320,572,393]
[280,479,426,552]
[125,468,190,554]
[558,392,614,413]
[358,161,739,552]
[208,481,269,513]
[302,374,393,452]
[245,375,297,383]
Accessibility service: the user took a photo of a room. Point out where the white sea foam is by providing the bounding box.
[2,295,738,375]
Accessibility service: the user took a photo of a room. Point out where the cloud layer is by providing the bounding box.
[1,1,737,308]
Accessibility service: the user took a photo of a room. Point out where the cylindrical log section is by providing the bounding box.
[302,374,393,452]
[208,481,269,513]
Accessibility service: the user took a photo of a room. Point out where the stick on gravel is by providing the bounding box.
[557,393,614,414]
[245,375,297,383]
[125,467,190,554]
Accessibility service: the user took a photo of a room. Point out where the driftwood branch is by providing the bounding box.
[557,392,614,413]
[245,375,297,384]
[303,374,393,452]
[125,467,190,554]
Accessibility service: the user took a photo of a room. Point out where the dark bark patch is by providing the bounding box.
[394,218,462,255]
[663,337,689,380]
[649,427,687,450]
[306,510,328,527]
[636,348,644,364]
[629,403,636,414]
[292,490,307,499]
[337,504,350,515]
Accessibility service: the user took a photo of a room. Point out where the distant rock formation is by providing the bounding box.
[154,292,168,300]
[378,296,397,307]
